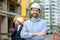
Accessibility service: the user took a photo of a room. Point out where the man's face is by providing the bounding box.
[15,20,19,26]
[30,8,40,18]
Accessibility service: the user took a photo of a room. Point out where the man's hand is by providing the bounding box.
[37,32,46,36]
[22,30,37,36]
[32,32,46,36]
[32,33,38,36]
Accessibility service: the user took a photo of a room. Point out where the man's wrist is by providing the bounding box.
[37,33,41,36]
[32,33,38,36]
[37,32,46,36]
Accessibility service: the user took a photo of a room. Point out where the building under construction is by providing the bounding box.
[0,0,30,40]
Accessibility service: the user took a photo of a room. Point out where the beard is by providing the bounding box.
[32,13,38,18]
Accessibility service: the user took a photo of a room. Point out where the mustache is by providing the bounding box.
[33,13,37,14]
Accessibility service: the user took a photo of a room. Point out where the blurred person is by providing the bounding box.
[21,3,48,40]
[11,18,25,40]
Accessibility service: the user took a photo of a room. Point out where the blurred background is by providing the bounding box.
[0,0,60,40]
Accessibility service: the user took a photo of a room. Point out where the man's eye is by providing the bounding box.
[33,10,35,11]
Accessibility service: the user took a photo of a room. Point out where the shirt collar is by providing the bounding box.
[18,25,21,29]
[30,17,41,22]
[17,25,21,31]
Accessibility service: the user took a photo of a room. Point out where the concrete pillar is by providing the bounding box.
[3,0,7,11]
[1,16,8,39]
[0,16,2,33]
[0,16,2,39]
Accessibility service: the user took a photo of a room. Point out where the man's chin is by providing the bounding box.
[33,16,38,18]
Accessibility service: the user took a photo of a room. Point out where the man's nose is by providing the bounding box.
[34,11,37,13]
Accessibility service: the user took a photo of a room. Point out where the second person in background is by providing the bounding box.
[11,18,25,40]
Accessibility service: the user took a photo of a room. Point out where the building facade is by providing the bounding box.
[40,0,60,28]
[0,0,20,40]
[58,0,60,27]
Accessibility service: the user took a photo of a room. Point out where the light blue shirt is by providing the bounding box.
[21,17,47,40]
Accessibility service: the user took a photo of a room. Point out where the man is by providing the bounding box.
[21,3,48,40]
[11,18,25,40]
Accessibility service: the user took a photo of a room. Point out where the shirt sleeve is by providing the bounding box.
[20,22,32,38]
[41,21,48,33]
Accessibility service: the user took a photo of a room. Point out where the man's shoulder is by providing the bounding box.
[25,19,30,22]
[24,19,31,24]
[40,19,47,23]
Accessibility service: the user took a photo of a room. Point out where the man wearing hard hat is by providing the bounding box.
[11,18,25,40]
[21,3,48,40]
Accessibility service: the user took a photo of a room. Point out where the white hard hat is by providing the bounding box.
[16,18,23,23]
[31,3,41,10]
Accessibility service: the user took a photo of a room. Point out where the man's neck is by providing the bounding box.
[32,17,38,21]
[18,24,21,27]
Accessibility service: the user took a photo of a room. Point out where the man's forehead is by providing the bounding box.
[31,8,40,11]
[32,8,39,10]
